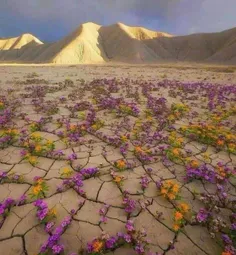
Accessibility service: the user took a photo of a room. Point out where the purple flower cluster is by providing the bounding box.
[140,175,150,190]
[0,198,15,215]
[123,196,137,214]
[80,167,99,178]
[40,216,72,254]
[67,152,78,161]
[33,199,49,221]
[186,164,216,183]
[125,220,135,232]
[99,204,110,223]
[105,236,118,249]
[196,208,210,223]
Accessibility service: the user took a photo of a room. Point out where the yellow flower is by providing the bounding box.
[49,208,57,216]
[46,140,53,145]
[29,156,37,165]
[121,135,128,142]
[35,145,42,152]
[62,167,72,176]
[172,184,180,193]
[33,185,42,195]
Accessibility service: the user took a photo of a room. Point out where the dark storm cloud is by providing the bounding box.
[1,0,236,41]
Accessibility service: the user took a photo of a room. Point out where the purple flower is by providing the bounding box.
[125,220,135,232]
[37,208,49,221]
[105,236,117,249]
[0,206,5,215]
[68,153,77,161]
[5,198,14,206]
[40,242,48,253]
[140,175,150,190]
[123,197,137,213]
[124,234,132,243]
[100,216,108,223]
[196,208,209,223]
[86,242,93,253]
[54,226,63,235]
[0,171,7,179]
[60,216,72,228]
[52,244,64,254]
[16,194,27,206]
[222,234,232,245]
[231,223,236,230]
[45,222,55,233]
[134,244,145,254]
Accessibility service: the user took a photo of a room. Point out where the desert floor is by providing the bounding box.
[0,63,235,255]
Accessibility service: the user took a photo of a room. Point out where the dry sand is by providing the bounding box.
[0,63,235,255]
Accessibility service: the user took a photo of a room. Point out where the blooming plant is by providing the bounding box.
[157,180,181,201]
[114,159,127,171]
[172,203,190,232]
[30,177,49,199]
[111,170,125,186]
[180,123,236,154]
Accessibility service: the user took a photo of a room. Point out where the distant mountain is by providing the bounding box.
[0,23,236,64]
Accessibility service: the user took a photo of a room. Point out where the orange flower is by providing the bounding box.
[173,224,180,231]
[190,160,199,168]
[114,176,122,183]
[92,240,103,252]
[174,211,183,221]
[172,148,179,156]
[221,251,232,255]
[217,139,224,146]
[179,203,189,213]
[70,124,76,131]
[135,146,143,153]
[116,159,126,169]
[172,184,180,193]
[161,188,168,195]
[167,193,176,200]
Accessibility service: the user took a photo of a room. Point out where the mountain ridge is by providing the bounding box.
[0,22,236,64]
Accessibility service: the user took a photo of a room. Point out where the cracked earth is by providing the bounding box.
[0,65,235,255]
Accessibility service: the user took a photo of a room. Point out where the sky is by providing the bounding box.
[1,0,236,42]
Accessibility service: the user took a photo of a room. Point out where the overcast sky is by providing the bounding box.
[1,0,236,42]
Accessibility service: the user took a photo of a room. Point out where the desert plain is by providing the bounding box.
[0,62,235,255]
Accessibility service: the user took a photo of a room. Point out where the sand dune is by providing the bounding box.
[0,22,236,64]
